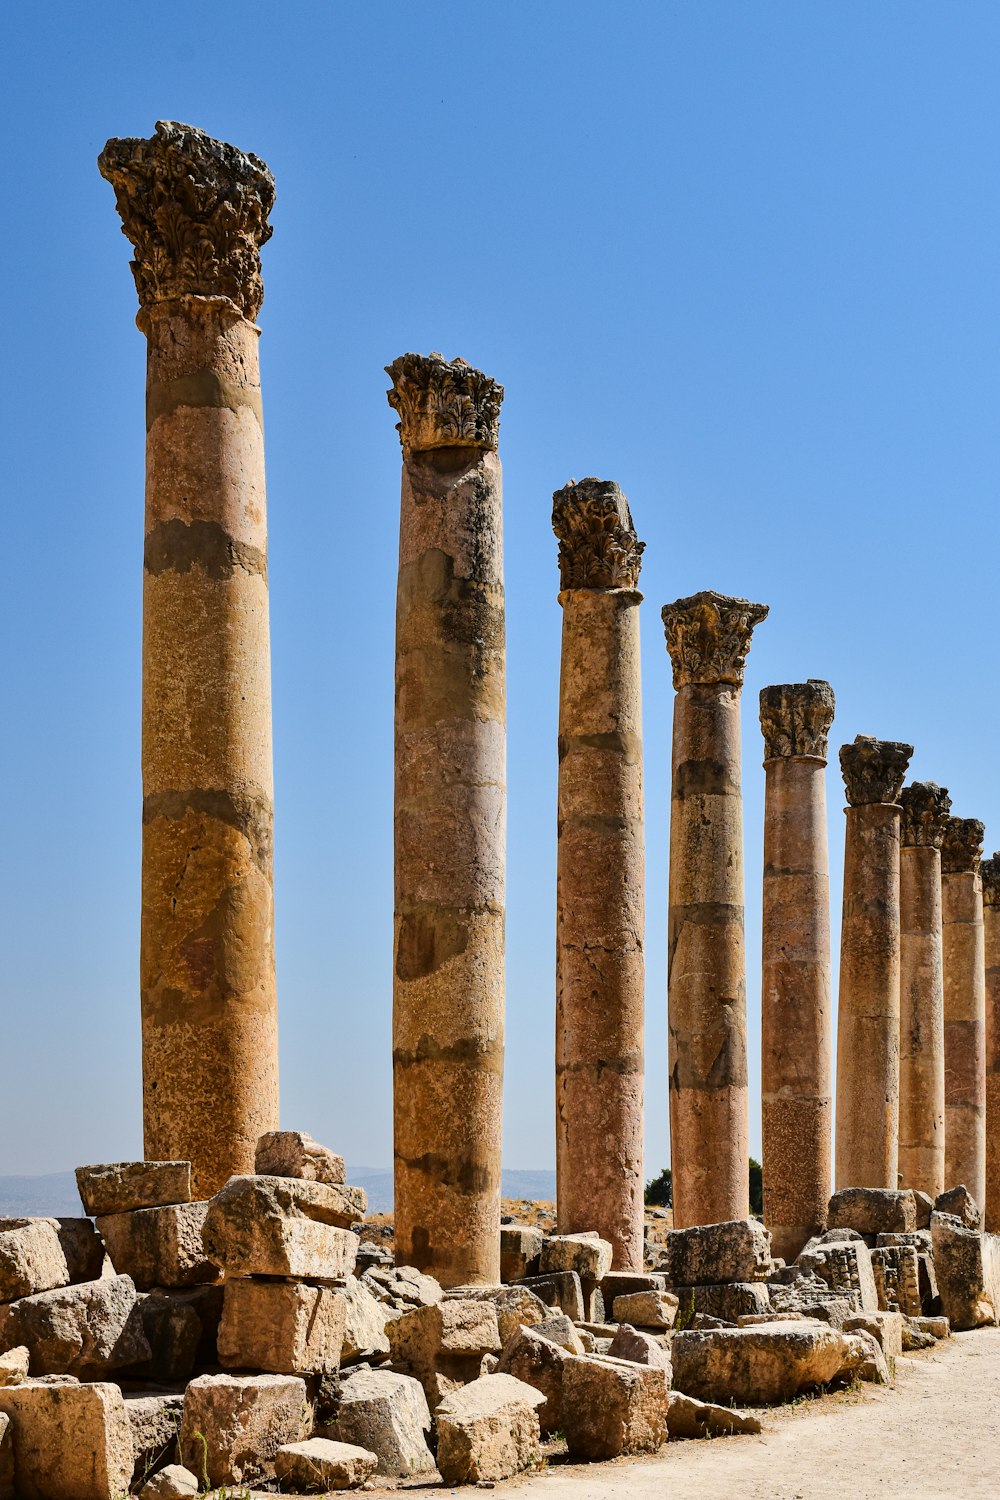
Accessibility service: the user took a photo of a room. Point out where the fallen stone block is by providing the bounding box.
[0,1218,108,1288]
[0,1379,134,1500]
[931,1212,1000,1329]
[361,1264,442,1309]
[0,1273,150,1377]
[666,1390,762,1439]
[435,1373,543,1484]
[97,1202,218,1290]
[876,1229,933,1251]
[827,1188,916,1236]
[255,1130,346,1184]
[76,1161,192,1217]
[902,1323,936,1351]
[387,1299,500,1410]
[913,1191,934,1229]
[796,1239,878,1311]
[202,1176,361,1280]
[126,1283,223,1384]
[218,1277,345,1374]
[600,1271,667,1308]
[871,1244,922,1316]
[497,1323,569,1433]
[612,1289,678,1328]
[0,1221,68,1302]
[672,1281,771,1322]
[935,1184,980,1229]
[767,1276,855,1328]
[180,1372,307,1488]
[562,1353,669,1460]
[500,1225,544,1282]
[0,1349,28,1386]
[341,1275,391,1363]
[446,1283,549,1345]
[322,1367,435,1477]
[532,1314,585,1353]
[518,1271,584,1321]
[908,1314,949,1339]
[659,1218,772,1286]
[126,1391,183,1487]
[138,1464,198,1498]
[841,1328,890,1383]
[672,1321,856,1405]
[607,1324,672,1372]
[540,1234,614,1281]
[275,1435,378,1491]
[844,1310,903,1358]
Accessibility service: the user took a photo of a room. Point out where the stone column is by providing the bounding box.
[898,782,951,1200]
[552,479,646,1271]
[759,680,835,1262]
[941,816,986,1207]
[835,736,912,1190]
[980,854,1000,1231]
[662,591,768,1228]
[99,122,279,1197]
[387,353,505,1287]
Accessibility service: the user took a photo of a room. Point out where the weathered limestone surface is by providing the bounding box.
[0,1380,134,1500]
[667,1390,761,1438]
[218,1277,346,1374]
[388,352,506,1287]
[552,479,645,1270]
[0,1349,28,1387]
[126,1390,184,1485]
[99,121,279,1198]
[672,1321,857,1405]
[497,1324,569,1433]
[611,1289,678,1328]
[274,1437,378,1491]
[827,1188,916,1237]
[562,1354,669,1460]
[254,1131,345,1184]
[659,1218,771,1286]
[982,854,1000,1231]
[322,1368,435,1477]
[0,1274,150,1377]
[759,680,835,1261]
[941,817,987,1209]
[97,1202,217,1289]
[0,1221,68,1302]
[436,1374,543,1484]
[76,1161,191,1217]
[180,1372,307,1488]
[500,1225,543,1282]
[444,1283,549,1346]
[930,1211,1000,1329]
[898,782,950,1199]
[201,1175,361,1280]
[340,1276,391,1363]
[540,1233,613,1281]
[138,1465,198,1499]
[662,591,768,1227]
[835,735,913,1188]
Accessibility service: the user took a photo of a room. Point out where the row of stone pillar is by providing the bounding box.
[100,121,998,1290]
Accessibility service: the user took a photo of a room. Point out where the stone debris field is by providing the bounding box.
[3,117,999,1495]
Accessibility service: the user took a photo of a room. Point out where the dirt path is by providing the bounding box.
[508,1328,1000,1500]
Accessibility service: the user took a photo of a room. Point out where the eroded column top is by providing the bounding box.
[899,781,952,848]
[839,735,912,807]
[551,478,644,591]
[661,590,768,690]
[981,853,1000,905]
[941,816,985,875]
[759,679,835,762]
[98,120,275,323]
[386,353,503,457]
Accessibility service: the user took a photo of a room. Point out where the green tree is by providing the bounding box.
[748,1157,763,1216]
[644,1165,672,1207]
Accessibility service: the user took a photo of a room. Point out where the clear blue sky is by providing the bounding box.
[2,3,997,1180]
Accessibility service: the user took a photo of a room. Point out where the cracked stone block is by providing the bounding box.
[931,1212,1000,1329]
[445,1283,549,1345]
[540,1234,614,1281]
[137,1464,198,1498]
[496,1323,569,1434]
[275,1436,378,1491]
[0,1222,68,1302]
[612,1289,678,1328]
[562,1353,669,1459]
[795,1239,878,1311]
[0,1380,134,1500]
[76,1162,192,1217]
[0,1274,150,1377]
[843,1310,903,1358]
[659,1219,772,1286]
[97,1203,218,1290]
[254,1131,346,1185]
[672,1321,865,1404]
[180,1372,308,1488]
[500,1225,543,1282]
[435,1373,543,1484]
[340,1276,390,1363]
[322,1367,435,1478]
[667,1390,761,1438]
[518,1271,584,1321]
[218,1278,346,1375]
[827,1188,916,1236]
[871,1245,922,1316]
[201,1176,361,1280]
[607,1324,672,1372]
[126,1391,184,1487]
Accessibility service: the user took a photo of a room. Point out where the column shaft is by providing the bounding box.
[898,846,946,1197]
[942,818,986,1205]
[389,355,505,1287]
[553,480,645,1270]
[759,679,834,1262]
[982,856,1000,1231]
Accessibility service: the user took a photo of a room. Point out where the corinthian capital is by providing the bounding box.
[941,816,985,875]
[899,782,952,848]
[98,120,275,321]
[759,680,835,761]
[386,353,503,456]
[839,735,912,807]
[981,853,1000,906]
[551,479,644,591]
[661,591,768,690]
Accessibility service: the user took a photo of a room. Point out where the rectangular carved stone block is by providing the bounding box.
[218,1278,346,1374]
[659,1219,772,1287]
[828,1188,916,1237]
[670,1282,771,1322]
[0,1381,134,1500]
[870,1245,922,1316]
[0,1219,104,1287]
[180,1372,307,1489]
[562,1354,669,1460]
[201,1176,361,1280]
[0,1274,150,1378]
[97,1202,218,1290]
[0,1222,69,1302]
[500,1226,543,1283]
[517,1271,584,1321]
[796,1240,879,1312]
[254,1132,345,1184]
[76,1161,192,1217]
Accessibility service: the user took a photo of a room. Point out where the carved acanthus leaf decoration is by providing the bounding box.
[941,816,985,875]
[899,781,952,848]
[386,352,503,455]
[661,590,768,689]
[980,853,1000,906]
[839,735,913,807]
[759,680,835,761]
[552,478,644,590]
[98,120,275,320]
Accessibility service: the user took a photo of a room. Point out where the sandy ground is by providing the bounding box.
[505,1328,1000,1500]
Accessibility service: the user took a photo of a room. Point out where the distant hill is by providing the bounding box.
[0,1166,557,1220]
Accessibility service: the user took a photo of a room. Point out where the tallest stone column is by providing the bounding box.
[99,122,279,1197]
[387,353,506,1287]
